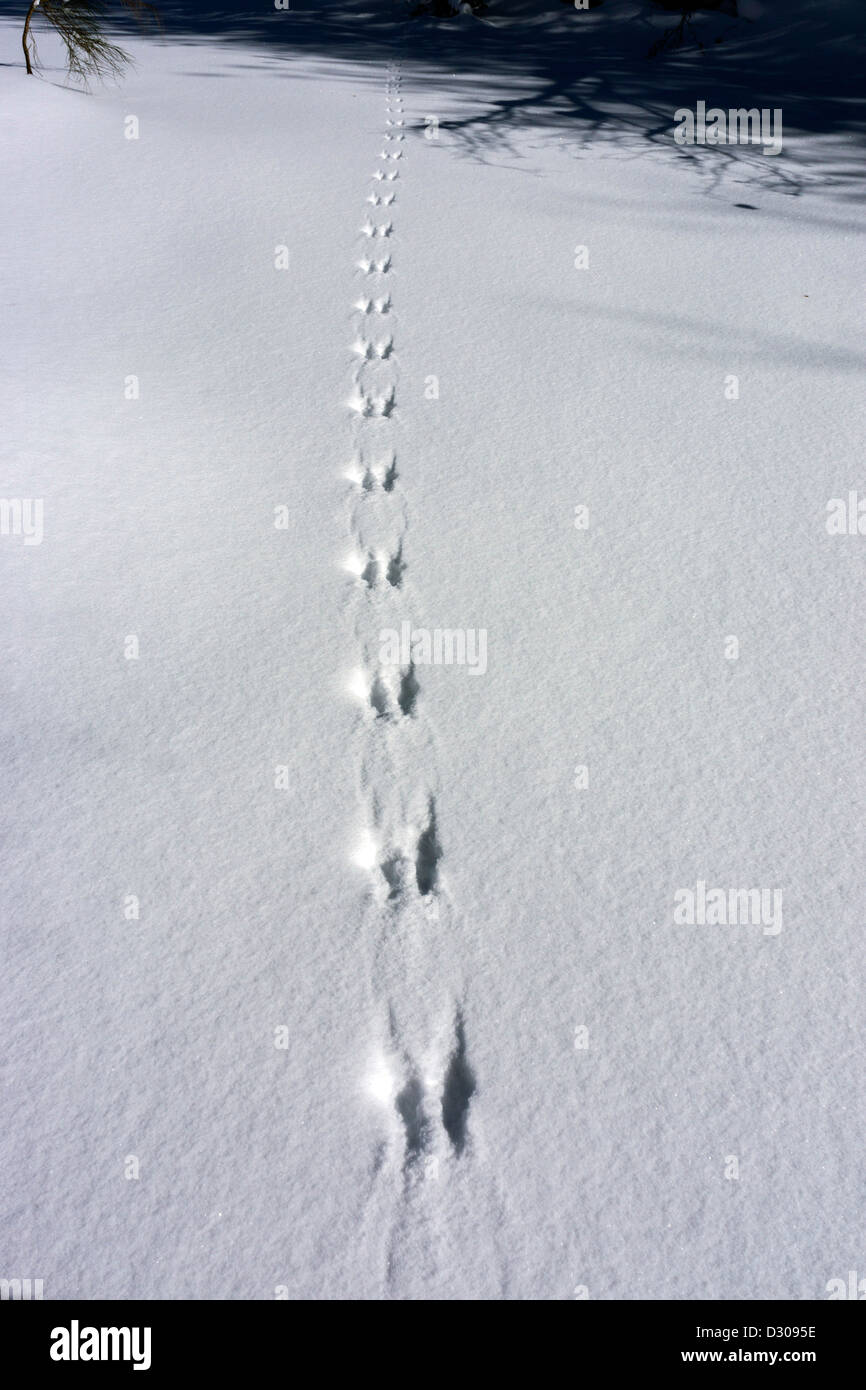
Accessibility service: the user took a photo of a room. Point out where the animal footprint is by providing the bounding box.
[349,544,403,589]
[347,453,397,492]
[361,661,417,719]
[357,256,392,275]
[379,454,398,490]
[413,799,441,897]
[368,800,441,901]
[395,660,418,713]
[347,386,396,418]
[352,336,394,362]
[395,1071,428,1159]
[354,295,391,315]
[385,542,405,587]
[360,552,381,588]
[346,387,371,416]
[380,852,413,903]
[373,1008,475,1166]
[440,1012,475,1156]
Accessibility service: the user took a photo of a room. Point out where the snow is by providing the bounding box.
[1,0,865,1300]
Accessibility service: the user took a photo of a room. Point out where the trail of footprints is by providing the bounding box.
[347,65,422,894]
[344,67,474,1174]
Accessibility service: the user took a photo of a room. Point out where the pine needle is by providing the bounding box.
[25,0,160,84]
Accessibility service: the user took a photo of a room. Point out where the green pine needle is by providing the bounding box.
[24,0,160,84]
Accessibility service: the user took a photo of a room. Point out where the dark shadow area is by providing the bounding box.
[397,662,419,717]
[395,1072,427,1157]
[91,0,866,200]
[441,1010,475,1155]
[414,798,441,896]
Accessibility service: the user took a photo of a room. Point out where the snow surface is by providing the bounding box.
[1,0,865,1299]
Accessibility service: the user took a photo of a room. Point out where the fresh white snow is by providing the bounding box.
[1,0,865,1300]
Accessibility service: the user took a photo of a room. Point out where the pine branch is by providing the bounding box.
[23,0,161,84]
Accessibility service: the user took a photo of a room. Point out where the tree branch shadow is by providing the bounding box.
[47,0,866,202]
